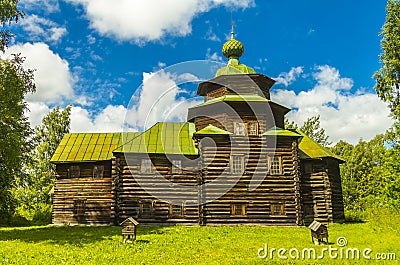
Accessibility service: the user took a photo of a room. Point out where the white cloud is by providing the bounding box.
[271,65,393,144]
[64,0,255,43]
[205,26,221,42]
[19,0,60,13]
[125,70,202,130]
[274,66,304,87]
[66,70,202,133]
[3,42,74,104]
[19,15,67,44]
[70,105,127,132]
[25,102,51,128]
[206,48,224,62]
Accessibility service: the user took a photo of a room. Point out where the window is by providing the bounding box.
[303,203,314,216]
[304,163,312,174]
[93,165,104,179]
[312,163,325,173]
[169,203,184,218]
[172,160,182,174]
[268,156,282,175]
[139,201,153,218]
[231,155,244,174]
[73,199,86,216]
[248,122,259,135]
[234,122,246,136]
[231,203,247,216]
[69,165,80,178]
[141,159,153,174]
[270,204,285,215]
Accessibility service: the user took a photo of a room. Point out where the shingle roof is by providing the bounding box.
[113,122,198,155]
[295,130,344,163]
[50,132,140,162]
[191,94,271,109]
[194,124,232,135]
[51,122,198,163]
[262,126,302,137]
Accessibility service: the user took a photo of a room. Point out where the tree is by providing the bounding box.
[0,55,36,221]
[13,106,71,223]
[0,0,24,52]
[299,115,332,146]
[285,115,331,146]
[284,117,298,130]
[331,135,388,211]
[378,146,400,208]
[373,0,400,119]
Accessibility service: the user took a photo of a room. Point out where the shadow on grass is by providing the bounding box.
[0,225,164,246]
[344,217,366,224]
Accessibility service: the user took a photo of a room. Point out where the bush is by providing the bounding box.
[11,203,52,226]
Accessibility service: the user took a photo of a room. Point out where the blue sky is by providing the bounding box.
[2,0,394,144]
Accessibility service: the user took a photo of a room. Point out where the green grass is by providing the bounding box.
[0,222,398,265]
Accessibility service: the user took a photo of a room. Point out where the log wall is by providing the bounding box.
[199,136,300,226]
[300,158,345,225]
[53,161,113,225]
[113,154,200,225]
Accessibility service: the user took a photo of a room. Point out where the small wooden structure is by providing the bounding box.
[121,217,139,243]
[309,220,328,245]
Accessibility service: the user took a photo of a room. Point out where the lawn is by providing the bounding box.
[0,222,398,264]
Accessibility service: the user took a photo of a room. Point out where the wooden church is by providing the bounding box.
[51,30,345,226]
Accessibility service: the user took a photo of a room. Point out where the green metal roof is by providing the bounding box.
[194,124,232,135]
[215,59,256,77]
[114,122,198,155]
[50,132,140,162]
[262,126,302,137]
[295,130,344,163]
[192,94,270,108]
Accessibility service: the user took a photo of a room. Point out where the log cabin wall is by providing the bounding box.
[205,87,228,101]
[300,158,344,225]
[326,158,345,222]
[198,135,300,226]
[113,153,200,225]
[53,161,113,225]
[200,75,272,99]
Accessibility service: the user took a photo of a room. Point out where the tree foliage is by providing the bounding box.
[0,0,24,52]
[331,134,400,211]
[373,0,400,118]
[284,115,331,146]
[13,106,71,223]
[0,55,35,221]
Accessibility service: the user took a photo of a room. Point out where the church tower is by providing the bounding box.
[189,28,305,226]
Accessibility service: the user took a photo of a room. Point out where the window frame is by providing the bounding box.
[267,156,282,175]
[140,159,153,174]
[231,155,244,175]
[171,160,182,174]
[270,204,285,216]
[169,203,185,219]
[304,162,312,174]
[247,121,259,136]
[139,200,154,218]
[231,203,247,216]
[73,198,86,216]
[234,122,247,136]
[69,165,80,178]
[93,165,105,179]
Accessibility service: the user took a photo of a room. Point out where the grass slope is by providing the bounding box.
[0,222,398,264]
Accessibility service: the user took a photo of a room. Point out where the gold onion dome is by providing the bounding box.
[222,32,244,59]
[215,25,256,77]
